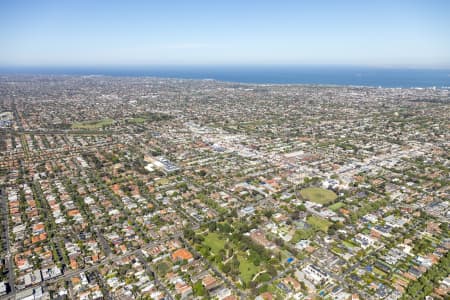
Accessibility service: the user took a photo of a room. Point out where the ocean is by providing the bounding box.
[1,66,450,88]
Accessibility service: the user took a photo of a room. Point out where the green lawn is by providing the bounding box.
[155,261,170,276]
[392,273,409,283]
[331,246,344,254]
[343,240,357,249]
[203,232,226,254]
[202,232,261,285]
[72,118,113,129]
[423,235,440,244]
[328,201,345,212]
[373,267,388,277]
[280,249,292,261]
[307,215,332,232]
[202,232,270,285]
[291,228,314,243]
[300,187,337,205]
[155,178,170,185]
[126,117,146,124]
[238,255,261,284]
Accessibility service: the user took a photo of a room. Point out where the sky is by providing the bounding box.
[1,0,450,68]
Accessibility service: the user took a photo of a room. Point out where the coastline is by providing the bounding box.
[1,66,450,89]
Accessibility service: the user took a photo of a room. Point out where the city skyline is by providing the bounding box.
[1,0,450,68]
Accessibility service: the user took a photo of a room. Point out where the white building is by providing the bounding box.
[303,264,329,285]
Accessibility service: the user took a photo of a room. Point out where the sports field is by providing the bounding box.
[300,187,337,204]
[72,118,113,129]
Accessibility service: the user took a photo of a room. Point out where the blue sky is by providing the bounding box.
[1,0,450,67]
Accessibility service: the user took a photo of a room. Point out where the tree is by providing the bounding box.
[267,264,277,277]
[208,222,217,232]
[297,204,307,212]
[263,209,273,218]
[193,280,206,296]
[222,263,231,273]
[183,228,195,240]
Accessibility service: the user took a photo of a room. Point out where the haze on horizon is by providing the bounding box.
[1,0,450,69]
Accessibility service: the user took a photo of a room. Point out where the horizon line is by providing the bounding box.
[1,64,450,71]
